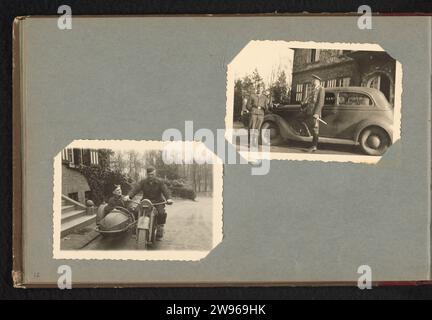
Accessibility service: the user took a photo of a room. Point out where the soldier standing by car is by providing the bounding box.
[241,83,270,149]
[124,166,173,240]
[301,74,325,152]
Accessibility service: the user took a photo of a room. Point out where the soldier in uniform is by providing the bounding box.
[104,185,128,214]
[96,184,129,224]
[125,166,173,240]
[301,74,325,152]
[241,83,270,148]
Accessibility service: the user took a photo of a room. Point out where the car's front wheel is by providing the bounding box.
[359,126,391,156]
[261,121,284,146]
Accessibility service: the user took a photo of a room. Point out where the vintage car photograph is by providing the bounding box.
[53,141,223,261]
[227,41,400,159]
[246,86,394,156]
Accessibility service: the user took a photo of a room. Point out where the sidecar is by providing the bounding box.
[94,199,166,249]
[95,202,137,237]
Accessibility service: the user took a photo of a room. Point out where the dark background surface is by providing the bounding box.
[1,0,432,300]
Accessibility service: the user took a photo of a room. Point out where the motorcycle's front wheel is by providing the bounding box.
[136,229,148,250]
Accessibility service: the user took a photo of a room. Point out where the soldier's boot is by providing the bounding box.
[307,132,319,153]
[156,224,165,240]
[250,134,259,151]
[307,146,317,153]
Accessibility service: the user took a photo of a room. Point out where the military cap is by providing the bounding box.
[146,166,156,173]
[311,74,322,81]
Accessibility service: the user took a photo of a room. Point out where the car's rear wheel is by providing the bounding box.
[359,126,391,156]
[261,121,284,146]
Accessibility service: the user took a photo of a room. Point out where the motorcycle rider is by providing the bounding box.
[301,74,325,152]
[124,166,173,240]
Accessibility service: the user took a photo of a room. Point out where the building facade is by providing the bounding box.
[61,148,100,204]
[291,49,396,106]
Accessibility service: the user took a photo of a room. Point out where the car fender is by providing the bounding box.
[263,113,300,140]
[354,119,394,143]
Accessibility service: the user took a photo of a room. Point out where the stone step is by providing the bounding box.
[62,209,86,223]
[61,215,96,238]
[61,205,76,213]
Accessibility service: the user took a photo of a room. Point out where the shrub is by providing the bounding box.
[171,186,196,200]
[77,166,132,205]
[160,178,196,200]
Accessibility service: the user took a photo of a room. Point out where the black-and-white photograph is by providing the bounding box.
[226,41,401,162]
[53,141,223,261]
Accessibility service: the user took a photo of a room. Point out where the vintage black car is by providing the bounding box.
[242,87,394,156]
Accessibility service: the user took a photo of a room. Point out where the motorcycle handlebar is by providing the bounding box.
[150,201,169,206]
[127,199,171,206]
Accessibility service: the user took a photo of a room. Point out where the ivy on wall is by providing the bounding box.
[77,166,132,206]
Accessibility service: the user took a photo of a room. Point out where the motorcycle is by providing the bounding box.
[96,198,171,250]
[135,199,170,250]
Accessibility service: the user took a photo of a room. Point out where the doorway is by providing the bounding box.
[366,73,392,103]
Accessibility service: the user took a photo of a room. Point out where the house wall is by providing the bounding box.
[293,61,361,87]
[292,49,359,102]
[293,49,350,73]
[291,49,396,105]
[356,54,396,105]
[62,164,90,204]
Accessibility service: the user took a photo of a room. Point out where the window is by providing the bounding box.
[326,79,337,88]
[85,191,92,203]
[295,83,303,102]
[68,192,78,202]
[326,77,351,88]
[309,49,320,63]
[64,149,99,167]
[90,150,99,165]
[82,149,91,166]
[338,92,372,106]
[62,148,75,165]
[342,77,351,87]
[72,149,83,166]
[303,83,310,100]
[62,149,72,162]
[324,92,336,106]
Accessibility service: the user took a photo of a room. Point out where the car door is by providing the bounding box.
[320,91,375,140]
[318,91,339,138]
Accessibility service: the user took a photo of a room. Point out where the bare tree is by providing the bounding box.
[111,151,127,174]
